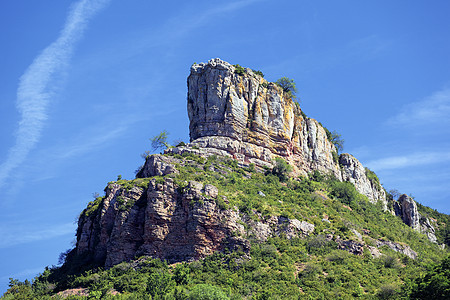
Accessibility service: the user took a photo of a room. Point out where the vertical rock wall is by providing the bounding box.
[187,58,387,207]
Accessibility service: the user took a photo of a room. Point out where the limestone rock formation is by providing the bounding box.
[394,194,421,230]
[73,59,432,270]
[186,58,387,208]
[77,177,249,267]
[394,194,437,243]
[187,58,342,179]
[76,155,316,267]
[340,154,387,209]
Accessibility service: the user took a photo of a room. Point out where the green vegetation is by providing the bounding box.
[275,77,297,99]
[4,152,448,299]
[267,157,292,182]
[80,196,104,218]
[251,69,264,78]
[406,255,450,299]
[260,82,269,89]
[233,64,245,76]
[416,201,450,246]
[365,167,381,191]
[151,130,170,152]
[320,124,344,153]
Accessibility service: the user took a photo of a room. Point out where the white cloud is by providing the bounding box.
[365,151,450,172]
[0,0,110,191]
[0,223,74,249]
[389,87,450,127]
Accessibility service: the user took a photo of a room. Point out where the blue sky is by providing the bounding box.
[1,0,449,293]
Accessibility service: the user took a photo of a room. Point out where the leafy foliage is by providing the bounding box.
[275,77,297,99]
[251,69,264,78]
[233,64,245,76]
[4,152,449,299]
[407,255,450,299]
[268,157,292,182]
[150,130,170,152]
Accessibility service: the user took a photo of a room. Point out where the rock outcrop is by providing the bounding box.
[77,177,249,267]
[74,59,434,269]
[77,156,316,267]
[394,194,437,243]
[187,58,342,179]
[185,58,386,207]
[340,154,387,209]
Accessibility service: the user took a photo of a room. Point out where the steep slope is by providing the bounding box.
[184,58,386,208]
[3,59,449,299]
[75,59,443,269]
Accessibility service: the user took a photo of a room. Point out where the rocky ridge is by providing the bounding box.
[394,194,437,243]
[74,58,438,269]
[76,154,418,268]
[183,58,386,208]
[77,155,318,267]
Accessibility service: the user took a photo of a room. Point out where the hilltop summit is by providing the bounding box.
[74,59,441,270]
[4,59,449,299]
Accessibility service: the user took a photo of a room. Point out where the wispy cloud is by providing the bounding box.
[0,0,110,190]
[365,151,450,172]
[388,87,450,127]
[0,223,74,249]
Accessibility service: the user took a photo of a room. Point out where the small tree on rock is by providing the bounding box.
[271,157,293,182]
[330,131,344,153]
[151,130,170,152]
[276,77,298,99]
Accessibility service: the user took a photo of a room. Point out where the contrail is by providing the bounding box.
[0,0,110,190]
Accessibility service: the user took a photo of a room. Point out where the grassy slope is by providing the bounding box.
[2,153,449,299]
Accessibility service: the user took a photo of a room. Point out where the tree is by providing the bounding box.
[389,189,400,200]
[275,77,297,99]
[408,256,450,299]
[330,130,344,153]
[270,157,293,182]
[150,130,170,152]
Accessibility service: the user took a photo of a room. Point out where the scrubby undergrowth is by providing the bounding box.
[3,153,449,299]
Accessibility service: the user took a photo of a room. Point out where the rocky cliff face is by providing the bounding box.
[77,177,246,267]
[340,154,387,209]
[394,194,437,243]
[77,155,316,267]
[187,58,341,178]
[186,58,386,208]
[75,154,419,268]
[74,59,439,269]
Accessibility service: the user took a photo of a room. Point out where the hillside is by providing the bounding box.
[2,59,449,299]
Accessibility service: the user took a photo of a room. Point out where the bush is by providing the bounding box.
[330,181,359,206]
[269,157,292,182]
[408,256,450,299]
[275,77,297,99]
[189,284,230,300]
[233,64,245,76]
[252,69,264,77]
[377,284,398,299]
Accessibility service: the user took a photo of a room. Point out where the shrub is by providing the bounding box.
[275,77,297,99]
[408,256,450,299]
[252,69,264,77]
[270,157,292,182]
[330,181,359,205]
[377,284,398,299]
[233,64,245,75]
[260,82,269,89]
[189,284,230,300]
[151,130,170,152]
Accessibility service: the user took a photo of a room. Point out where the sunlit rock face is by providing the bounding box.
[187,58,341,178]
[340,153,387,209]
[186,58,391,208]
[394,194,437,243]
